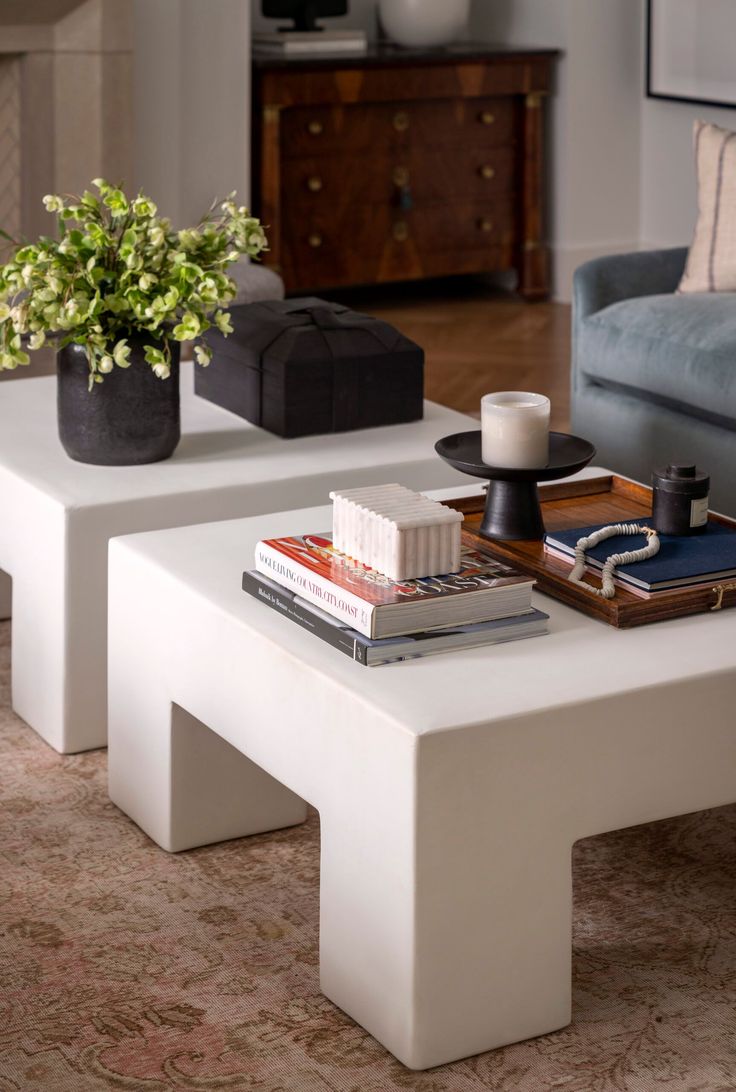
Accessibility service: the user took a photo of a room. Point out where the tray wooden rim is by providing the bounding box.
[445,474,736,628]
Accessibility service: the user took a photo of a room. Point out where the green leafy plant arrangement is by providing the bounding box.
[0,179,267,388]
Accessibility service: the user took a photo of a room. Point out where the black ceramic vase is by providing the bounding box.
[57,335,181,465]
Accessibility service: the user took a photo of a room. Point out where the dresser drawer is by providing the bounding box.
[281,97,516,158]
[282,146,515,208]
[281,200,517,289]
[255,47,557,297]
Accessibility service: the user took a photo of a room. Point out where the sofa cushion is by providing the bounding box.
[579,292,736,429]
[679,120,736,294]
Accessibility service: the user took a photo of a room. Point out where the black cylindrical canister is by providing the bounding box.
[651,464,710,536]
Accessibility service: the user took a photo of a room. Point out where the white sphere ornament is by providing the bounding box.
[379,0,471,48]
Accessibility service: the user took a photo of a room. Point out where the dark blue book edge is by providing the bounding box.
[545,519,736,589]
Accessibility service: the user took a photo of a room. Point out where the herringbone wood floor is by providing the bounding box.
[331,277,572,430]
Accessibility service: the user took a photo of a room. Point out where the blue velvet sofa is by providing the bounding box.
[571,247,736,515]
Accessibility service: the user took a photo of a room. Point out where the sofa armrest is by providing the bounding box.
[571,248,688,402]
[573,248,688,323]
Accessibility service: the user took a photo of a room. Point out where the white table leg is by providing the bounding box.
[316,729,572,1070]
[0,570,11,619]
[7,506,114,753]
[0,478,74,752]
[107,537,308,844]
[109,699,307,852]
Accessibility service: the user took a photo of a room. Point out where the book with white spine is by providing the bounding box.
[253,30,368,54]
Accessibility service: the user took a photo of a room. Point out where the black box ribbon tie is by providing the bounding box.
[253,301,401,431]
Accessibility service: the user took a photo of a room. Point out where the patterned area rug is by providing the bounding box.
[0,619,735,1091]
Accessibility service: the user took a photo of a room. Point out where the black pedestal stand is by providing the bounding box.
[435,431,596,541]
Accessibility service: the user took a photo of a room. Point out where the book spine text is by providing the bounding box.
[255,541,375,637]
[242,572,368,664]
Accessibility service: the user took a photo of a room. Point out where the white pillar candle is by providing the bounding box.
[481,391,550,469]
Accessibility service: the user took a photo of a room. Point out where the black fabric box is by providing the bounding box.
[196,297,424,438]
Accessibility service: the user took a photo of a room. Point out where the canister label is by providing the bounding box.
[690,496,709,527]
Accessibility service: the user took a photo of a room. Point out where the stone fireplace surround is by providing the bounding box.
[0,0,255,383]
[0,0,132,376]
[0,0,132,242]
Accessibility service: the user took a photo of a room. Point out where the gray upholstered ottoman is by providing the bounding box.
[229,260,284,305]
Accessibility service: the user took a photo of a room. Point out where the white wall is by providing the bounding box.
[479,0,736,274]
[470,0,643,298]
[640,97,736,249]
[134,0,251,227]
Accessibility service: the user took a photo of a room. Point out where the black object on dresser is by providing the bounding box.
[197,298,424,438]
[252,43,558,297]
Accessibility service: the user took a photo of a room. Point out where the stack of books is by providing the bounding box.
[253,30,368,54]
[243,529,548,666]
[545,519,736,596]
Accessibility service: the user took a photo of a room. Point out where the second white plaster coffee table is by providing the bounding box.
[107,486,736,1070]
[0,365,475,752]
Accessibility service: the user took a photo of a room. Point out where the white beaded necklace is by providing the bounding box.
[568,522,661,599]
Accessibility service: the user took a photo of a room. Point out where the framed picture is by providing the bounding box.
[647,0,736,109]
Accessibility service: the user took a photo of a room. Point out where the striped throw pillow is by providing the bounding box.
[679,120,736,293]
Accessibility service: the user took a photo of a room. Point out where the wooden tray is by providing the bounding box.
[446,474,736,628]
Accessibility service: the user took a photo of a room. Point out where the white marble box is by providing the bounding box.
[330,484,463,580]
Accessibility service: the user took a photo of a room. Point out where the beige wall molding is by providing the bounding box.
[0,57,22,245]
[0,0,132,380]
[0,0,133,243]
[133,0,252,229]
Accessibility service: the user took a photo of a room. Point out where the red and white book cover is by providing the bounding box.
[255,530,533,638]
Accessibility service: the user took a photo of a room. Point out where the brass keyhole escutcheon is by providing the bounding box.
[479,164,495,180]
[478,218,494,233]
[392,165,409,188]
[393,221,409,243]
[308,232,323,248]
[307,120,323,135]
[307,176,323,192]
[479,110,495,125]
[392,111,410,132]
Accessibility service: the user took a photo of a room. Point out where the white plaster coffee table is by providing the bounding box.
[0,365,475,752]
[107,486,736,1070]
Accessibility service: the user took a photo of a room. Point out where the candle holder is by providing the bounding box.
[435,430,596,541]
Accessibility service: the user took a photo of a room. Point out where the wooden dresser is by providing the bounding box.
[252,44,558,298]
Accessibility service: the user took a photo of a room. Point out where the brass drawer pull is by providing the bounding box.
[479,164,496,180]
[307,120,323,136]
[308,232,323,248]
[392,110,410,132]
[479,110,496,125]
[393,220,409,242]
[306,176,323,192]
[478,218,494,233]
[392,165,409,187]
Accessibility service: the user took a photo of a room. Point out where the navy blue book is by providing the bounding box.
[545,520,736,591]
